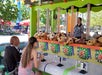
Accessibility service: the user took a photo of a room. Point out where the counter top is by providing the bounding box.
[38,54,102,75]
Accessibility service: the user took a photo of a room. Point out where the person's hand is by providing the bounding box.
[37,54,44,63]
[40,54,44,60]
[75,39,80,42]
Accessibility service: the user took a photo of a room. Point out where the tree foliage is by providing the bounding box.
[21,4,30,20]
[0,0,18,21]
[90,11,102,27]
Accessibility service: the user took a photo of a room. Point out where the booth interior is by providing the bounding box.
[29,0,102,75]
[0,0,102,75]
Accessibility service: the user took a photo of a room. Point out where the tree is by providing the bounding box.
[21,4,30,20]
[90,11,102,27]
[0,0,18,22]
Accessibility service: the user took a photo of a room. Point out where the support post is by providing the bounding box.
[66,11,68,36]
[71,6,74,36]
[76,8,79,25]
[46,9,50,33]
[86,4,91,39]
[37,9,40,32]
[30,6,37,37]
[51,10,54,32]
[57,7,60,33]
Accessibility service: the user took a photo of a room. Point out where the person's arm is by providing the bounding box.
[32,50,39,68]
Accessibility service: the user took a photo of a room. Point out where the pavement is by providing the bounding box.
[0,34,28,44]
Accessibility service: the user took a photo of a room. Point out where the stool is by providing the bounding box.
[0,64,5,75]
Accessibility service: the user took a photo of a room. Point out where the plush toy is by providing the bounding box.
[40,32,48,40]
[86,38,96,46]
[47,33,55,41]
[65,37,74,45]
[57,33,67,43]
[53,33,58,41]
[96,35,102,47]
[34,32,42,39]
[97,35,102,43]
[98,37,102,44]
[86,35,102,47]
[34,32,39,38]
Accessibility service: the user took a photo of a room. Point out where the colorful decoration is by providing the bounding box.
[39,42,48,51]
[50,43,60,53]
[95,50,102,63]
[63,46,74,56]
[77,47,91,60]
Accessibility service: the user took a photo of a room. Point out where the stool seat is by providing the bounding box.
[0,65,4,70]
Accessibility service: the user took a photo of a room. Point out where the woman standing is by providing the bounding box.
[74,17,84,39]
[18,37,42,75]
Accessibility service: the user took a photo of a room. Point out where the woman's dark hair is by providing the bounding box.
[29,37,38,45]
[21,37,37,68]
[78,17,82,21]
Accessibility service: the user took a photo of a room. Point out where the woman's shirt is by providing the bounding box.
[18,48,35,75]
[18,60,35,75]
[74,24,84,38]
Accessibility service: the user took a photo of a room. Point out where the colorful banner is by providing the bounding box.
[95,50,102,63]
[49,43,60,53]
[39,42,48,51]
[63,45,74,56]
[37,40,102,65]
[77,47,91,60]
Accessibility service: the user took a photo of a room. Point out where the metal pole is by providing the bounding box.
[86,4,91,39]
[51,10,54,32]
[66,11,68,36]
[37,9,40,32]
[46,9,50,33]
[57,7,60,33]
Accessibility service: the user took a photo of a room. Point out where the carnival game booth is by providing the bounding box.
[26,0,102,75]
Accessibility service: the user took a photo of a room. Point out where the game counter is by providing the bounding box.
[36,53,102,75]
[37,39,102,66]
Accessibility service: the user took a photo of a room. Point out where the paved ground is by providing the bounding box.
[0,34,28,44]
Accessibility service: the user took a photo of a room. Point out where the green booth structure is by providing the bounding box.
[28,0,102,75]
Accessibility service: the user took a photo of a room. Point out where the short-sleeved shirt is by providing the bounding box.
[74,24,84,38]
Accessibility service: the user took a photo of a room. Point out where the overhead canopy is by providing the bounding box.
[0,19,11,26]
[35,0,102,13]
[19,19,30,26]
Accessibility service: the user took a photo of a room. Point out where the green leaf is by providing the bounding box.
[0,0,18,22]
